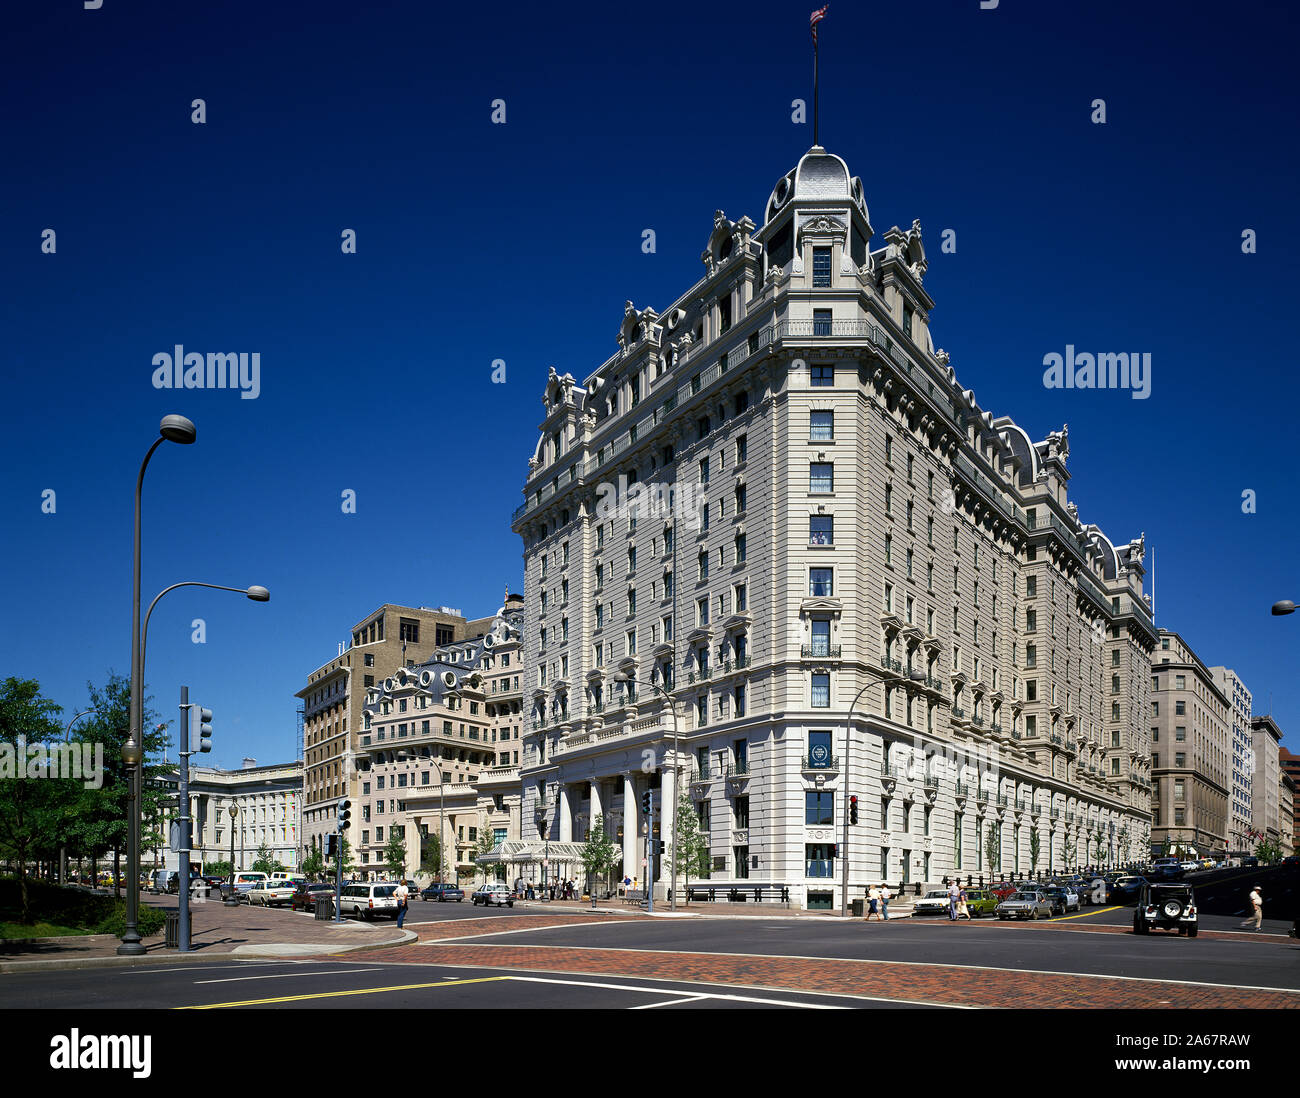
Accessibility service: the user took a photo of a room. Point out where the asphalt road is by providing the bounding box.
[0,958,916,1010]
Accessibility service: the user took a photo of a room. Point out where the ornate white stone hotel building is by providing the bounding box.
[510,146,1158,908]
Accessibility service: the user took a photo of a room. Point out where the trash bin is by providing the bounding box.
[164,910,180,948]
[851,898,865,917]
[314,897,334,920]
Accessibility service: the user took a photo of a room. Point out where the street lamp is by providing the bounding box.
[841,670,926,918]
[612,672,681,910]
[60,710,94,885]
[1271,601,1296,616]
[397,748,446,885]
[224,803,239,905]
[120,415,196,956]
[534,806,550,900]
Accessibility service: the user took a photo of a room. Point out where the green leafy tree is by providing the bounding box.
[579,814,617,906]
[251,843,284,875]
[0,678,65,924]
[299,845,323,881]
[984,824,1000,877]
[1117,825,1130,864]
[1028,827,1041,872]
[1255,837,1282,865]
[204,860,232,879]
[670,792,710,901]
[1065,828,1077,869]
[383,831,408,879]
[474,828,501,884]
[65,674,169,898]
[420,833,446,881]
[329,836,355,877]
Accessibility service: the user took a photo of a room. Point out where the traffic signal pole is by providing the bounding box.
[334,827,343,923]
[178,686,192,952]
[645,789,654,915]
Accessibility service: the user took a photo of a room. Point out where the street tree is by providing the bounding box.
[1028,827,1041,873]
[299,843,324,881]
[420,833,446,881]
[474,828,500,884]
[670,792,709,901]
[0,677,65,924]
[579,814,617,905]
[383,831,407,879]
[252,843,284,876]
[984,824,1000,878]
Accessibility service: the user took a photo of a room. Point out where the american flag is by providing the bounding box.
[810,4,828,41]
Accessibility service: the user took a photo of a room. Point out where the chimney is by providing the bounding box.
[242,757,257,770]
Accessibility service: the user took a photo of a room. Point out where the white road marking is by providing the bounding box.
[629,995,708,1009]
[504,975,846,1008]
[194,968,384,985]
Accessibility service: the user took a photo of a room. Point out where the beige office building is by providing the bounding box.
[510,145,1157,908]
[357,597,525,883]
[1151,631,1230,856]
[1249,714,1283,847]
[296,604,480,862]
[1210,667,1254,853]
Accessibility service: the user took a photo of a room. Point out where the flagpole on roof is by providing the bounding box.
[811,5,828,147]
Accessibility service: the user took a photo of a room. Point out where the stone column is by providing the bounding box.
[589,780,603,831]
[623,773,637,889]
[558,783,573,842]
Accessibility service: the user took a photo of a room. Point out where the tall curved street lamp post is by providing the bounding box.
[225,804,239,904]
[60,710,94,885]
[841,670,925,918]
[120,415,196,956]
[613,672,681,911]
[1272,601,1296,616]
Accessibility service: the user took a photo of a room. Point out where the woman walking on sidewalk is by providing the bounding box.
[866,884,880,921]
[956,888,971,920]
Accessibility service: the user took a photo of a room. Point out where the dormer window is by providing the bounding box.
[812,246,832,287]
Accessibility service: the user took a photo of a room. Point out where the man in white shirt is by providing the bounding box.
[394,879,410,928]
[880,884,892,920]
[1240,885,1263,930]
[948,879,961,921]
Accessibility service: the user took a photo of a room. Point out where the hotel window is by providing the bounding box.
[805,791,835,826]
[927,563,934,590]
[595,604,604,628]
[698,551,709,581]
[734,392,749,416]
[697,598,709,626]
[812,246,832,287]
[811,673,830,707]
[902,301,914,338]
[810,617,831,656]
[735,484,747,512]
[810,409,834,441]
[626,630,636,656]
[810,514,833,546]
[884,583,894,613]
[811,364,834,386]
[697,695,708,725]
[736,434,748,462]
[663,615,673,641]
[627,589,636,614]
[884,533,893,565]
[1175,701,1185,716]
[813,309,832,336]
[700,457,710,485]
[734,584,747,612]
[885,437,893,465]
[1175,726,1186,741]
[1175,752,1186,767]
[735,533,747,563]
[1175,674,1186,689]
[809,568,833,597]
[718,293,732,333]
[810,462,834,493]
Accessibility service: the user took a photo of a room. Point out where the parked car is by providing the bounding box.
[1044,884,1079,912]
[150,869,178,894]
[471,883,514,907]
[338,882,400,920]
[290,882,336,911]
[962,889,999,918]
[1280,855,1300,867]
[912,889,954,917]
[1150,857,1183,879]
[226,871,270,903]
[421,883,465,902]
[988,880,1019,901]
[1179,860,1200,872]
[247,880,298,907]
[1241,856,1259,867]
[1133,881,1198,936]
[1038,887,1070,917]
[996,891,1054,920]
[1110,875,1149,904]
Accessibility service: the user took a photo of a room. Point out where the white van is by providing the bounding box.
[338,882,399,920]
[229,871,269,902]
[150,869,179,894]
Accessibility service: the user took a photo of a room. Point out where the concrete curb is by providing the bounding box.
[235,928,419,957]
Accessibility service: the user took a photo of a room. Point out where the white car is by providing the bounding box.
[472,883,514,907]
[911,889,955,917]
[246,880,298,907]
[1054,883,1081,911]
[1179,860,1199,872]
[338,882,399,920]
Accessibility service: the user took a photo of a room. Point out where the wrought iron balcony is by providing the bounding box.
[954,782,972,797]
[996,794,1009,807]
[951,707,967,720]
[801,754,840,771]
[802,644,841,658]
[688,669,711,684]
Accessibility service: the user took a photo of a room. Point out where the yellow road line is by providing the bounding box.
[177,975,511,1009]
[1051,906,1122,921]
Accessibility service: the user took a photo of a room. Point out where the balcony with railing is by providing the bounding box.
[802,644,842,658]
[801,754,841,773]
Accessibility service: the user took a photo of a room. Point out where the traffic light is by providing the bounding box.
[196,707,213,754]
[657,841,666,855]
[641,791,652,815]
[830,844,838,859]
[325,833,338,859]
[337,799,352,831]
[849,796,858,825]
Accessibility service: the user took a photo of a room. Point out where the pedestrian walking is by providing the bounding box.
[957,888,971,920]
[948,879,961,921]
[880,884,892,920]
[1240,885,1264,930]
[866,884,880,921]
[394,878,409,928]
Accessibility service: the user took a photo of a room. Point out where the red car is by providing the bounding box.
[290,882,336,911]
[988,880,1019,901]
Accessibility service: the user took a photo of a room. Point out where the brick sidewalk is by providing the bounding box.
[0,893,408,972]
[373,941,1300,1009]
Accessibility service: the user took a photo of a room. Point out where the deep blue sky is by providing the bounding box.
[2,0,1296,766]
